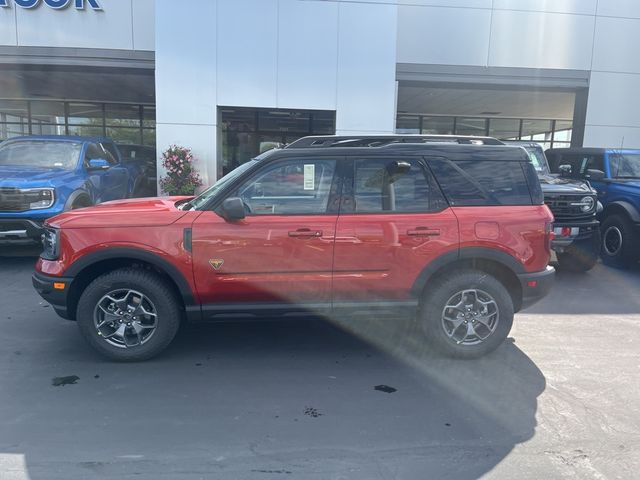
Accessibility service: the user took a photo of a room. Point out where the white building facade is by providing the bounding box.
[1,0,640,185]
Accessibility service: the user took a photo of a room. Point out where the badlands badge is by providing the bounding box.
[209,259,224,270]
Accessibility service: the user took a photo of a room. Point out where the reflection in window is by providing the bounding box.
[235,159,336,215]
[354,158,435,213]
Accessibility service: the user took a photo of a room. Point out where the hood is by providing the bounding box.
[0,165,76,187]
[538,174,595,194]
[46,196,193,229]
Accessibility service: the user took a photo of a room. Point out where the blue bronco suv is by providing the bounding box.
[0,136,146,247]
[547,148,640,268]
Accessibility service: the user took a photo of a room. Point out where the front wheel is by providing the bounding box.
[419,270,514,359]
[76,268,181,361]
[601,214,639,269]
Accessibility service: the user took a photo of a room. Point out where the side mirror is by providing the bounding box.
[87,158,110,170]
[220,197,245,221]
[586,169,605,181]
[558,164,572,176]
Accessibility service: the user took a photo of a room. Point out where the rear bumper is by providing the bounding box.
[517,266,555,310]
[0,218,44,245]
[32,271,74,320]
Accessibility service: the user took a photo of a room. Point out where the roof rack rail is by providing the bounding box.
[285,134,504,149]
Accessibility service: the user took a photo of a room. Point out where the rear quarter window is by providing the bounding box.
[428,158,533,206]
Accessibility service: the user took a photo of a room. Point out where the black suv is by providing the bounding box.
[504,141,600,272]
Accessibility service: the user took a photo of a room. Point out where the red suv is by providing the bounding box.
[33,136,555,361]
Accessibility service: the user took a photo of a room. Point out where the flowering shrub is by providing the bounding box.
[159,145,203,196]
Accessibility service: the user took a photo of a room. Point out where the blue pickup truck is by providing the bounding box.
[547,147,640,268]
[0,136,146,247]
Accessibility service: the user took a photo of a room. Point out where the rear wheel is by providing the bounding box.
[76,268,181,361]
[601,214,639,268]
[419,270,514,359]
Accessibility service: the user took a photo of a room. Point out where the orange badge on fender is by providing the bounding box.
[209,259,224,270]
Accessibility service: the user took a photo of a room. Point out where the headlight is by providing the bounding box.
[27,188,55,210]
[573,196,595,213]
[41,227,60,260]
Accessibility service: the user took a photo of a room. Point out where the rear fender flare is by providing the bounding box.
[603,201,640,224]
[411,247,525,297]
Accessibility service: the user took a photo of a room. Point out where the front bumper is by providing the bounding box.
[32,271,74,320]
[551,220,599,250]
[518,266,555,310]
[0,218,44,245]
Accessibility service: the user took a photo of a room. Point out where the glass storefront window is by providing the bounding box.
[455,118,486,136]
[68,125,104,137]
[68,103,103,125]
[422,116,454,135]
[0,100,29,140]
[106,127,143,145]
[258,109,311,133]
[142,129,156,146]
[489,118,520,140]
[396,115,420,134]
[521,120,552,141]
[31,101,65,126]
[106,104,141,128]
[220,107,335,175]
[143,106,156,128]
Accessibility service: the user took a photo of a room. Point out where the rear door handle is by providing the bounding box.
[288,228,323,238]
[407,227,440,237]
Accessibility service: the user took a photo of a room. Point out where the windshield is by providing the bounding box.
[0,141,82,170]
[522,145,549,174]
[189,160,257,210]
[610,153,640,178]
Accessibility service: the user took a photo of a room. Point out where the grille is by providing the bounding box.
[544,194,595,221]
[0,188,41,212]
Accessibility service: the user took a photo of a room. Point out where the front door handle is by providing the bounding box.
[407,227,440,237]
[288,228,323,238]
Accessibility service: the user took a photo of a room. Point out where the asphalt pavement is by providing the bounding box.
[0,252,639,479]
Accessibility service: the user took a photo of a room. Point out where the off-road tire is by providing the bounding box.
[601,214,639,269]
[76,268,181,361]
[419,270,514,359]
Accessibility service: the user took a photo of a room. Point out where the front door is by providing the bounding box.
[192,157,341,313]
[332,156,459,304]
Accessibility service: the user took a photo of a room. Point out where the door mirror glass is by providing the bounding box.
[87,158,110,170]
[586,169,605,181]
[220,197,245,221]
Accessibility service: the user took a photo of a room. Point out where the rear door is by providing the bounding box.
[191,156,341,312]
[332,156,459,305]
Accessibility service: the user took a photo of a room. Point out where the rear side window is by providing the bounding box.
[347,158,447,213]
[428,158,532,206]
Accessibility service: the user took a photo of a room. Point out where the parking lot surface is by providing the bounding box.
[0,254,639,479]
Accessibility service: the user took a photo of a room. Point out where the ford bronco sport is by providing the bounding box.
[33,135,555,361]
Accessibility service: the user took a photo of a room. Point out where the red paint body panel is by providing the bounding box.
[191,211,336,303]
[34,197,553,312]
[38,198,201,302]
[332,209,459,301]
[453,205,553,273]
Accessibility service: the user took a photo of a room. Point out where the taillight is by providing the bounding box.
[545,222,554,252]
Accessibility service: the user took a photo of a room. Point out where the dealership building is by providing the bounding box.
[1,0,640,185]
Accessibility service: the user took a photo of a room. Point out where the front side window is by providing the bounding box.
[100,143,120,165]
[0,141,81,170]
[609,153,640,179]
[233,159,337,215]
[350,158,445,213]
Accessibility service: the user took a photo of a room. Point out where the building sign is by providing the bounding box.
[0,0,101,9]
